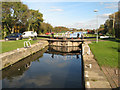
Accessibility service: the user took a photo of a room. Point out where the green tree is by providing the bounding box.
[103,12,120,38]
[2,2,44,38]
[27,9,43,32]
[2,2,29,35]
[53,26,70,33]
[39,22,53,34]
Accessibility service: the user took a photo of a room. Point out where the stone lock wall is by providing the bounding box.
[0,41,48,70]
[49,41,82,46]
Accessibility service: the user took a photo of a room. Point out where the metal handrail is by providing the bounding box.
[24,41,31,48]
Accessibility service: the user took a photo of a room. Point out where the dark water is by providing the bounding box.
[2,46,84,88]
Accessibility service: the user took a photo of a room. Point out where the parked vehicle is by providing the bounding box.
[100,36,110,39]
[22,31,37,38]
[45,32,51,35]
[5,33,23,41]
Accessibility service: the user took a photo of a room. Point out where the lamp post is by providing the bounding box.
[94,9,98,43]
[112,13,115,37]
[112,13,115,29]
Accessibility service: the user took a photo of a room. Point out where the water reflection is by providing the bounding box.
[2,47,48,80]
[2,46,84,88]
[47,46,81,56]
[46,46,81,61]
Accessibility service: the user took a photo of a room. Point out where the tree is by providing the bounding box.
[98,24,105,35]
[53,26,70,33]
[39,22,53,34]
[102,12,120,38]
[2,2,44,38]
[2,2,29,35]
[27,9,43,32]
[99,11,120,38]
[114,11,120,38]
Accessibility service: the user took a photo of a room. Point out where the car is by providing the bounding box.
[5,33,23,41]
[100,36,110,39]
[45,32,51,35]
[22,31,37,38]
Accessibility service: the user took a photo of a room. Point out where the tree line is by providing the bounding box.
[2,2,119,39]
[2,2,76,38]
[2,2,42,38]
[98,11,120,39]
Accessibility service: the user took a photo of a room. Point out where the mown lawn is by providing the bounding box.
[89,40,118,68]
[84,34,96,37]
[1,39,38,53]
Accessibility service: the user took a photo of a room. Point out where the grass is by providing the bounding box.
[84,34,96,37]
[37,37,48,39]
[89,40,118,68]
[47,35,52,37]
[1,39,38,53]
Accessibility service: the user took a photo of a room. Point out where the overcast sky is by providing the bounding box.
[22,1,118,29]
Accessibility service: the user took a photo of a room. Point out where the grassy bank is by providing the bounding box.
[1,39,38,53]
[89,40,118,68]
[84,34,96,37]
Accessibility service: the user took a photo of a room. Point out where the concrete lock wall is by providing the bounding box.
[0,41,48,70]
[49,41,82,46]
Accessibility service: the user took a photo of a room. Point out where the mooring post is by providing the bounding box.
[87,46,90,55]
[82,46,84,55]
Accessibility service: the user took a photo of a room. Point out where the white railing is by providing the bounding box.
[24,41,31,48]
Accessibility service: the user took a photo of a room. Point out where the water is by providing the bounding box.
[2,46,84,88]
[70,32,82,38]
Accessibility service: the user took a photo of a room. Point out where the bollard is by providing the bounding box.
[86,82,90,88]
[89,64,92,68]
[17,48,19,51]
[87,46,90,55]
[85,71,89,77]
[82,46,84,55]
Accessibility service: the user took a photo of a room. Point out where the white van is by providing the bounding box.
[22,31,37,38]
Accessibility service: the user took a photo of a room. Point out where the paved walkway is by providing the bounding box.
[82,41,111,89]
[101,66,119,88]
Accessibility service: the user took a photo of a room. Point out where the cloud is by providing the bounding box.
[99,2,104,5]
[21,0,119,2]
[50,6,57,8]
[49,8,63,12]
[66,15,109,29]
[105,6,118,9]
[98,13,112,18]
[49,6,64,12]
[25,74,51,87]
[4,74,52,88]
[67,19,98,29]
[99,2,118,9]
[52,13,111,29]
[104,3,118,9]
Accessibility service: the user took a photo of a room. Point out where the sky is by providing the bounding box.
[22,1,118,29]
